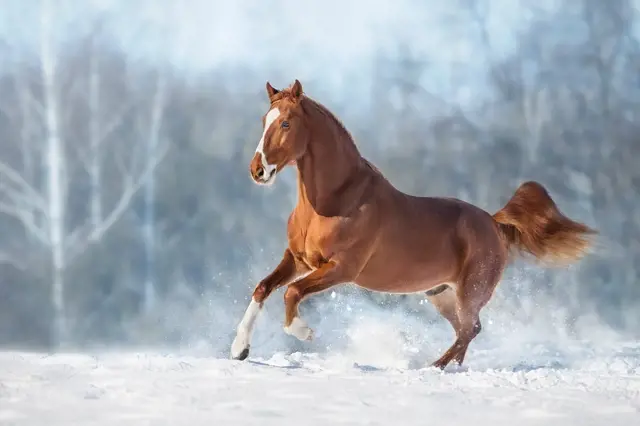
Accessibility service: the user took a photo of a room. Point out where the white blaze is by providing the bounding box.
[255,107,280,183]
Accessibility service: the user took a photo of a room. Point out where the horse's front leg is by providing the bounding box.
[282,260,351,341]
[230,249,309,360]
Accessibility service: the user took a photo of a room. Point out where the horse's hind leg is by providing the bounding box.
[452,319,482,366]
[430,291,483,370]
[431,261,503,370]
[429,286,469,369]
[426,285,460,335]
[427,285,481,364]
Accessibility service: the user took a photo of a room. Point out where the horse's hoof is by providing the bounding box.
[431,360,448,370]
[230,332,250,360]
[284,317,314,342]
[231,345,250,361]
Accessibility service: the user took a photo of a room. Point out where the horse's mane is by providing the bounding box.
[302,97,355,143]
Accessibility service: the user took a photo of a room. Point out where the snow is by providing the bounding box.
[1,281,639,425]
[0,341,638,425]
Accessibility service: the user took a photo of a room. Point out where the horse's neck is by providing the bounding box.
[295,115,368,216]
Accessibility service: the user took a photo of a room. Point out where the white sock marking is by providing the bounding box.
[231,298,261,358]
[254,107,280,184]
[284,316,313,341]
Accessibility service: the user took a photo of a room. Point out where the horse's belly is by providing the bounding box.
[354,252,456,294]
[354,275,443,294]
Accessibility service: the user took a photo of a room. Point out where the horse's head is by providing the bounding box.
[249,79,309,185]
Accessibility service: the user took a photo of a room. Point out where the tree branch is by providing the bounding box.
[76,101,135,175]
[0,161,47,212]
[102,102,134,143]
[65,142,170,263]
[0,200,49,245]
[0,251,27,271]
[93,142,169,241]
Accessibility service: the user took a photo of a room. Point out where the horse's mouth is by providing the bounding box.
[253,159,294,186]
[255,167,277,186]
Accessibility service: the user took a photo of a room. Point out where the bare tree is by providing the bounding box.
[0,1,168,346]
[138,71,168,314]
[38,0,66,344]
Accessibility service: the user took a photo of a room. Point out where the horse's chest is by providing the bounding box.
[287,213,338,268]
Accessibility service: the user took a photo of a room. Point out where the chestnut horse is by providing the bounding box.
[230,79,596,369]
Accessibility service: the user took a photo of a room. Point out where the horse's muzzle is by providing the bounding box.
[249,153,276,185]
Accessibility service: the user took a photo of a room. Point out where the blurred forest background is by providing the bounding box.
[0,0,637,355]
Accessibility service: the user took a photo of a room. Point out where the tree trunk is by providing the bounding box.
[89,42,103,229]
[41,0,67,347]
[142,74,166,313]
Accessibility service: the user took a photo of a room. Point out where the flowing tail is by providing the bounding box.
[493,181,597,266]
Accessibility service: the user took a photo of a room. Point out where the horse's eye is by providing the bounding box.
[281,121,289,129]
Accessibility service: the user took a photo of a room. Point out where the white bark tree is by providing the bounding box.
[0,0,168,346]
[135,72,168,314]
[74,15,134,232]
[39,0,67,345]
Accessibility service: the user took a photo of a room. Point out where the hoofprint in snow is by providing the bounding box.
[0,342,638,426]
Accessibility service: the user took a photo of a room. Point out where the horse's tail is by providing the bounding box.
[492,181,597,266]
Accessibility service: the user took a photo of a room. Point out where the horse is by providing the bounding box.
[230,79,597,369]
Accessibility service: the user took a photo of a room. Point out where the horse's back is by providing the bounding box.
[402,194,508,265]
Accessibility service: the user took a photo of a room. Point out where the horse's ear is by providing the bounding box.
[266,81,279,99]
[291,79,303,99]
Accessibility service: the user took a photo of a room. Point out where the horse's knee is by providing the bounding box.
[253,283,268,303]
[456,316,482,342]
[284,286,302,306]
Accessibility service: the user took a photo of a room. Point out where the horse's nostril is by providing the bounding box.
[256,168,264,179]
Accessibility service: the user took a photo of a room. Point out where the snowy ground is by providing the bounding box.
[0,340,638,426]
[2,278,639,426]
